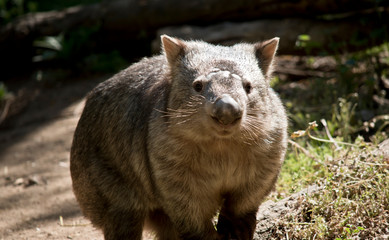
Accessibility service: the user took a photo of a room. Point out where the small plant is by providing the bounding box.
[329,96,359,142]
[0,82,8,101]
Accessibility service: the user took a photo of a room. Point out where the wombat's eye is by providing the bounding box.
[193,81,203,92]
[244,82,252,94]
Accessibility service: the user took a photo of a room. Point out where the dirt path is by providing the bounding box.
[0,76,105,239]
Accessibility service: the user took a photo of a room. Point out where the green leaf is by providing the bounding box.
[298,34,311,41]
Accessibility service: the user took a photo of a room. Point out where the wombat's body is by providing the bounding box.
[70,35,288,240]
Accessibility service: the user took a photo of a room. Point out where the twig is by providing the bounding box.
[306,131,358,147]
[345,176,376,188]
[320,119,342,150]
[358,114,389,133]
[291,121,359,147]
[355,159,389,167]
[58,216,90,227]
[284,222,314,225]
[288,139,321,163]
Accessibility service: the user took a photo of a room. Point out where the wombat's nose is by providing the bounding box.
[212,95,242,125]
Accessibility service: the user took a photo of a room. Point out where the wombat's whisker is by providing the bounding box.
[166,108,196,114]
[240,126,257,141]
[175,118,194,125]
[244,118,265,133]
[156,106,198,123]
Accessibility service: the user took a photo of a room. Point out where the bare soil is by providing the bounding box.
[0,75,105,239]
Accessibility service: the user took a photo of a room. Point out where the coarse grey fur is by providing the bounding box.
[70,35,288,240]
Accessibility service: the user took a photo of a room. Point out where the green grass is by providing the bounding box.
[280,139,388,239]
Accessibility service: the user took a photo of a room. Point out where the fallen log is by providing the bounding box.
[1,0,388,49]
[153,14,389,55]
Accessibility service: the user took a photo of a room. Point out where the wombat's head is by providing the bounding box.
[161,35,279,143]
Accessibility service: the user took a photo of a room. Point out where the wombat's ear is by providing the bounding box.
[161,35,186,65]
[254,37,279,77]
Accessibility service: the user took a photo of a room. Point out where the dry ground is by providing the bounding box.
[0,75,106,239]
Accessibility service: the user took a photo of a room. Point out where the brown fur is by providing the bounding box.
[70,35,288,240]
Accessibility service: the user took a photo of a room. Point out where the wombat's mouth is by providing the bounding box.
[211,116,241,126]
[210,116,241,137]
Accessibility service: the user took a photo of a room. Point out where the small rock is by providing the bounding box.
[14,178,24,186]
[25,177,39,187]
[12,175,47,187]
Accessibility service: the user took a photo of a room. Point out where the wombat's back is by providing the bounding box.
[70,55,168,230]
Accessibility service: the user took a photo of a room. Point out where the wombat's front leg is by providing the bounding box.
[101,207,145,240]
[159,192,222,240]
[216,199,258,240]
[179,226,222,240]
[167,207,222,240]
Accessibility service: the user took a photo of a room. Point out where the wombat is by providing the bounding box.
[70,35,288,240]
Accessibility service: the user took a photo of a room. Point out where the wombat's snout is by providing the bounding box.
[211,94,242,125]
